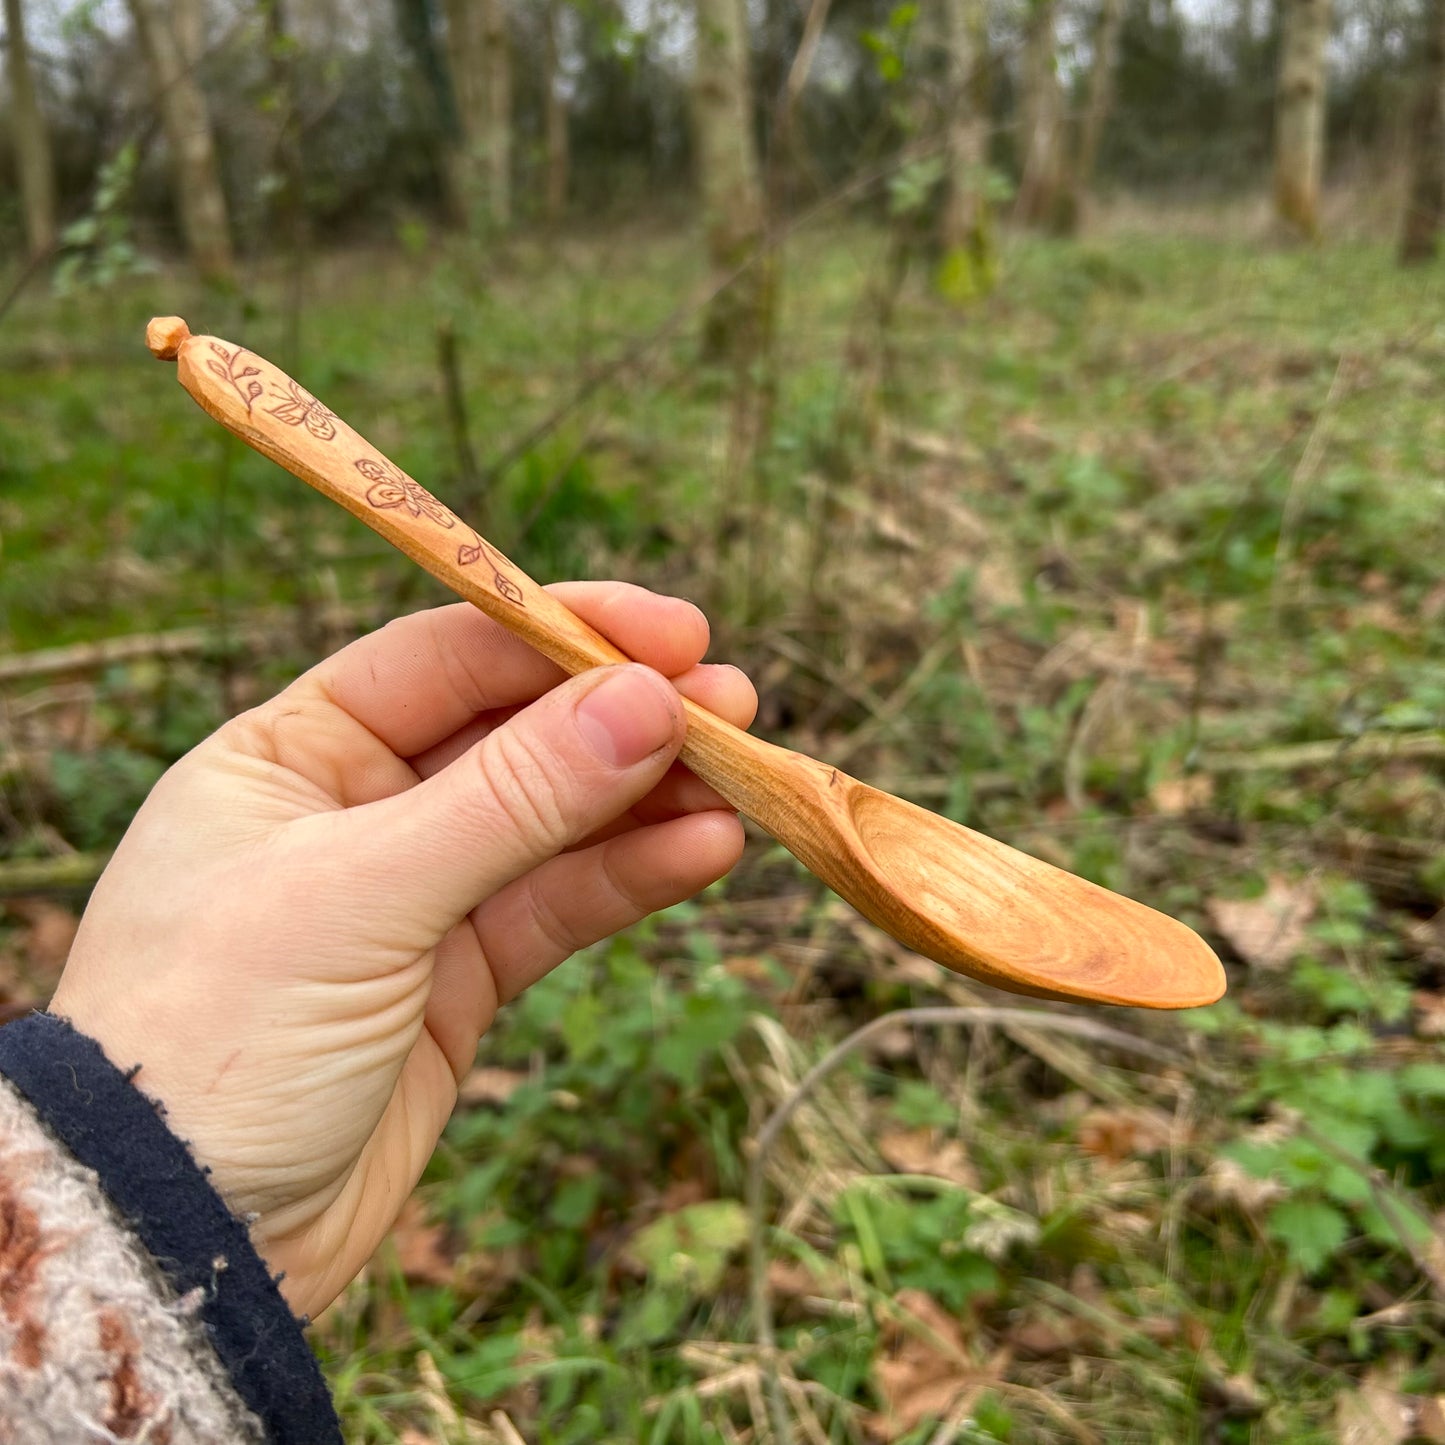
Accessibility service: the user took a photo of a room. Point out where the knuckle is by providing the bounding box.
[480,726,574,852]
[521,873,585,960]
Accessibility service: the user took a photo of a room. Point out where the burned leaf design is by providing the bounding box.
[458,531,527,607]
[206,343,262,413]
[355,457,456,528]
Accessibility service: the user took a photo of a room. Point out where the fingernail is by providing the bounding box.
[575,667,678,768]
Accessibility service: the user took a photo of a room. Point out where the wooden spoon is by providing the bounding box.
[146,316,1224,1010]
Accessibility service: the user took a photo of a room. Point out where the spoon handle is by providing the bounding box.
[147,317,1224,1010]
[144,317,796,806]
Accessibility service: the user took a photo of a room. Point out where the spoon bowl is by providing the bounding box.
[146,315,1226,1011]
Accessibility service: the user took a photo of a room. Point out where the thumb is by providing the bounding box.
[336,664,686,934]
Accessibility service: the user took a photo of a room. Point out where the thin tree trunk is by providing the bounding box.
[1066,0,1125,229]
[4,0,57,259]
[442,0,511,228]
[1273,0,1330,240]
[765,0,830,216]
[126,0,235,283]
[1015,0,1065,231]
[482,0,511,226]
[937,0,994,295]
[1400,0,1445,263]
[692,0,771,363]
[544,0,569,223]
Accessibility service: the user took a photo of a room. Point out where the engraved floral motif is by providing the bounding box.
[353,455,526,608]
[206,343,262,413]
[265,379,337,441]
[458,532,526,606]
[355,457,456,528]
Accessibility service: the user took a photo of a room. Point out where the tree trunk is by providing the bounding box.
[442,0,511,228]
[1400,0,1445,264]
[1065,0,1125,230]
[543,0,569,223]
[126,0,235,283]
[1015,0,1065,231]
[692,0,771,363]
[937,0,995,297]
[1273,0,1330,240]
[4,0,58,259]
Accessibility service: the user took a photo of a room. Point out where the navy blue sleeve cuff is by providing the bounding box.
[0,1011,342,1445]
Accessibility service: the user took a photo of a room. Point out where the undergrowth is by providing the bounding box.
[1,222,1443,1442]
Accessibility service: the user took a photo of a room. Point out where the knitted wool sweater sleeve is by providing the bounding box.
[0,1012,344,1445]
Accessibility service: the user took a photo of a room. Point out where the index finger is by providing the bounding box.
[298,583,714,760]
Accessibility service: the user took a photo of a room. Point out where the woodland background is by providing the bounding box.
[3,1,1445,1442]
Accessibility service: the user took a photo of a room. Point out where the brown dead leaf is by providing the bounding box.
[456,1066,528,1108]
[1077,1105,1177,1162]
[766,1255,847,1303]
[6,898,79,979]
[1336,1380,1414,1445]
[868,1290,979,1440]
[1206,876,1315,971]
[1010,1316,1083,1358]
[878,1128,979,1189]
[1415,991,1445,1039]
[389,1195,457,1287]
[1149,772,1215,815]
[1416,1397,1445,1443]
[1198,1156,1289,1214]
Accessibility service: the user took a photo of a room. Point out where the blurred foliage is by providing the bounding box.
[2,209,1445,1440]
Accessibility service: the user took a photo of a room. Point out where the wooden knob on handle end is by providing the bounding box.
[146,316,191,361]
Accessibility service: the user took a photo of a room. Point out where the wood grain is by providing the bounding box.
[148,316,1226,1010]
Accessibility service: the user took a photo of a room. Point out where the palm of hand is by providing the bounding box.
[50,587,754,1318]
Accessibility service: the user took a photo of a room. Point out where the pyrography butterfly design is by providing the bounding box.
[265,378,338,441]
[354,456,524,604]
[355,457,456,529]
[206,343,262,413]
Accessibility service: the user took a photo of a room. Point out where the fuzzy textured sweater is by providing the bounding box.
[0,1012,342,1444]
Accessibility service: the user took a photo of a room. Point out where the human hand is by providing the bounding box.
[49,584,755,1320]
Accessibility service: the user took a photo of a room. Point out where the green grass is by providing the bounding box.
[3,221,1445,1441]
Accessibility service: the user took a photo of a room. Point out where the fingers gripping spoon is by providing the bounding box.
[146,316,1224,1010]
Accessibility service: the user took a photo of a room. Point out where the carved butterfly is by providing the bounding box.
[266,379,338,441]
[355,457,455,528]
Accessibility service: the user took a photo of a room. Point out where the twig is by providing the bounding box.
[437,319,484,526]
[488,1411,527,1445]
[0,605,375,685]
[0,243,57,330]
[0,853,109,898]
[746,1007,1194,1445]
[1196,730,1445,772]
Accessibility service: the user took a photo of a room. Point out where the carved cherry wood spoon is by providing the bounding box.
[146,315,1224,1009]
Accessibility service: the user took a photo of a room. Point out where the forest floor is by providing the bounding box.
[2,221,1445,1444]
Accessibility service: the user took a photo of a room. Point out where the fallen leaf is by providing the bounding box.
[456,1066,528,1108]
[766,1255,847,1302]
[7,898,79,978]
[1149,772,1215,815]
[1414,992,1445,1038]
[1197,1156,1288,1215]
[1335,1380,1414,1445]
[1417,1397,1445,1443]
[1010,1316,1082,1358]
[878,1128,979,1188]
[1078,1105,1177,1162]
[388,1195,456,1287]
[1206,876,1316,970]
[867,1290,980,1440]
